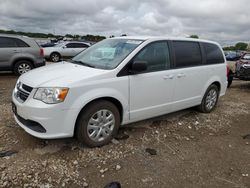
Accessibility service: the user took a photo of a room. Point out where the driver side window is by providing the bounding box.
[133,41,171,72]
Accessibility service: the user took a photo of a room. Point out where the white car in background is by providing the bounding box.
[43,41,90,62]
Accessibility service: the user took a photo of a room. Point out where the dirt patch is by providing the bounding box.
[1,73,250,188]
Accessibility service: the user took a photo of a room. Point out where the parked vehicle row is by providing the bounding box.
[0,34,92,75]
[43,41,90,62]
[224,50,242,61]
[12,37,227,147]
[0,34,45,75]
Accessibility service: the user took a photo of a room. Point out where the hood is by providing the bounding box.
[19,61,110,87]
[237,59,250,65]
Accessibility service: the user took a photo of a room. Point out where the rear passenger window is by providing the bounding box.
[133,41,171,72]
[203,43,224,64]
[75,43,89,48]
[14,38,29,47]
[0,37,16,48]
[173,41,202,68]
[66,43,87,48]
[66,43,75,48]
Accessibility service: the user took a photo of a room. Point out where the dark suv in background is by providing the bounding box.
[235,52,250,80]
[0,34,45,75]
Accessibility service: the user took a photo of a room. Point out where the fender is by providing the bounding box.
[201,75,223,102]
[10,53,35,68]
[70,87,129,127]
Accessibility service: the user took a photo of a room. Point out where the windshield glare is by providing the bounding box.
[72,39,143,69]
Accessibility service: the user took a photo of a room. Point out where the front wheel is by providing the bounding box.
[76,100,120,147]
[198,84,219,113]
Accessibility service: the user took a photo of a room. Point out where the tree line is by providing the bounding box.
[189,35,249,51]
[1,30,249,49]
[0,29,106,42]
[223,42,249,51]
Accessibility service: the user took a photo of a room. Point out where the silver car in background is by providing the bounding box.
[0,34,45,75]
[43,41,90,62]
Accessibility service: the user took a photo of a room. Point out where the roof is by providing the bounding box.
[60,41,91,45]
[113,36,219,45]
[0,33,30,38]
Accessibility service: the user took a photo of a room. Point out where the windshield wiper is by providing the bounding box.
[69,60,95,68]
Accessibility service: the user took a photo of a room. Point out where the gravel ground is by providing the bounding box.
[0,72,250,188]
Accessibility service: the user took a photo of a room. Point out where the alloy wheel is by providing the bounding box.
[205,89,218,111]
[18,63,31,74]
[87,109,115,142]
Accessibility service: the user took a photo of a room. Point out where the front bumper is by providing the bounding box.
[235,64,250,80]
[12,90,78,139]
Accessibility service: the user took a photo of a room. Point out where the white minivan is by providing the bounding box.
[12,37,227,147]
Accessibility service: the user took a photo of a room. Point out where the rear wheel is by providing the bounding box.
[76,100,120,147]
[50,52,60,62]
[14,60,33,75]
[198,84,219,113]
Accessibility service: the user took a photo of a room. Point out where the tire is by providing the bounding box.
[227,72,233,88]
[14,60,33,76]
[76,100,120,147]
[198,84,219,113]
[50,52,60,62]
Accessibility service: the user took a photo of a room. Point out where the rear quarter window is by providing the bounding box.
[14,38,30,47]
[203,43,224,64]
[173,41,202,68]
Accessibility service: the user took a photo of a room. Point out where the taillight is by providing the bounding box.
[40,48,44,57]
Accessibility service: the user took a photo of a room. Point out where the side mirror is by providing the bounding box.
[130,61,147,74]
[62,46,66,49]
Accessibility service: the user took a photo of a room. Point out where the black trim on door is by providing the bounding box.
[199,42,207,65]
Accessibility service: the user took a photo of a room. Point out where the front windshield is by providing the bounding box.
[72,38,144,69]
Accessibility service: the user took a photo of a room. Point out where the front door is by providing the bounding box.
[62,43,76,57]
[129,41,175,121]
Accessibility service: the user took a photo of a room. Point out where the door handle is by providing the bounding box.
[163,75,174,80]
[13,50,20,53]
[177,73,186,78]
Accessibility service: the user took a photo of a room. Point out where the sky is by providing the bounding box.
[0,0,249,46]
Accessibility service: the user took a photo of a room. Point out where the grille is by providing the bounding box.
[22,84,33,92]
[15,82,33,103]
[239,67,250,75]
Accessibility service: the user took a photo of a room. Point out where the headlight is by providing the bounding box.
[34,88,69,104]
[14,80,20,94]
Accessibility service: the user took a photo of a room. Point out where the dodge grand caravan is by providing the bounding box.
[12,37,227,147]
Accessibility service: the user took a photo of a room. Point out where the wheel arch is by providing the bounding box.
[11,58,34,70]
[50,51,61,57]
[201,76,224,102]
[73,96,124,136]
[211,81,221,92]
